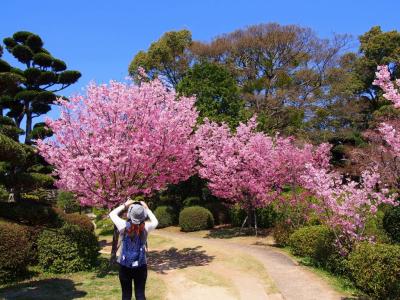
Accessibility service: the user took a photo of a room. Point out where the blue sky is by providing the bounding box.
[2,0,400,124]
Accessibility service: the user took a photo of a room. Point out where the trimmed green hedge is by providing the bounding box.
[0,201,61,227]
[55,209,94,232]
[179,206,214,232]
[348,242,400,299]
[0,222,31,283]
[154,206,177,228]
[289,225,335,265]
[37,223,99,273]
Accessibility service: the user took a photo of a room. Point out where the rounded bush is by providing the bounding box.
[37,223,99,273]
[289,225,335,265]
[154,206,177,228]
[183,196,201,207]
[383,206,400,243]
[179,206,214,232]
[348,242,400,299]
[0,222,31,283]
[61,212,94,232]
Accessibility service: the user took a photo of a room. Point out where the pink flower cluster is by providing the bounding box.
[37,78,198,208]
[374,65,400,157]
[302,164,397,248]
[195,117,329,209]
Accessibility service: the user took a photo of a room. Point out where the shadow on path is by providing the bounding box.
[0,278,86,300]
[148,246,214,274]
[204,226,272,239]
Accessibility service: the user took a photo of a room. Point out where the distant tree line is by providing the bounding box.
[128,23,400,199]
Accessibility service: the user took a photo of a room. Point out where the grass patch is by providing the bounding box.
[148,234,174,249]
[0,258,166,300]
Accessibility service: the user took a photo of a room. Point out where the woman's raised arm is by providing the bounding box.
[109,204,127,233]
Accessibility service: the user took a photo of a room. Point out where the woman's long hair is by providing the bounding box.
[126,222,145,238]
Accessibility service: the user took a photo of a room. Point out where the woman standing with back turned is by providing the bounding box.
[109,199,158,300]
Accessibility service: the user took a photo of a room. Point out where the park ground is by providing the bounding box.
[0,226,361,300]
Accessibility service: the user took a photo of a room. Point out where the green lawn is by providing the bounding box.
[0,252,166,300]
[0,270,166,300]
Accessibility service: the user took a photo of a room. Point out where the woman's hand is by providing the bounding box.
[140,201,148,209]
[124,198,135,208]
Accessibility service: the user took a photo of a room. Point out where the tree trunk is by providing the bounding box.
[110,225,119,267]
[246,207,254,229]
[254,210,258,236]
[24,106,32,144]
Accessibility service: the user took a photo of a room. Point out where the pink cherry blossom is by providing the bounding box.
[302,163,397,250]
[195,117,328,210]
[37,78,198,208]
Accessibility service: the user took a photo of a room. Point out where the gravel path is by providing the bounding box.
[154,229,345,300]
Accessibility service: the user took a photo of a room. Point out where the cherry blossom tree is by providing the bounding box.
[296,66,400,252]
[38,77,198,208]
[373,65,400,157]
[195,116,328,233]
[302,163,397,252]
[37,75,198,261]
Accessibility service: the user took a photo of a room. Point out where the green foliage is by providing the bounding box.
[154,205,177,228]
[325,252,350,276]
[55,209,94,232]
[92,207,108,221]
[0,222,31,283]
[29,122,53,140]
[273,221,295,247]
[229,205,278,228]
[0,132,27,165]
[0,185,9,201]
[37,223,99,273]
[0,116,24,140]
[129,29,192,87]
[16,172,54,189]
[182,196,201,207]
[177,62,245,128]
[383,205,400,243]
[179,206,214,232]
[23,188,52,204]
[229,205,247,227]
[0,201,61,227]
[2,31,81,144]
[203,201,230,225]
[95,217,114,236]
[348,242,400,299]
[289,225,335,265]
[56,190,80,213]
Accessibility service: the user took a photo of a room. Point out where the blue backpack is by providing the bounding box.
[119,221,147,268]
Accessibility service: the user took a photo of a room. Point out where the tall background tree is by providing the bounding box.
[177,61,247,128]
[0,31,81,202]
[128,30,192,87]
[2,31,81,144]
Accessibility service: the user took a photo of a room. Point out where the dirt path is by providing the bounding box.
[151,229,345,300]
[99,228,346,300]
